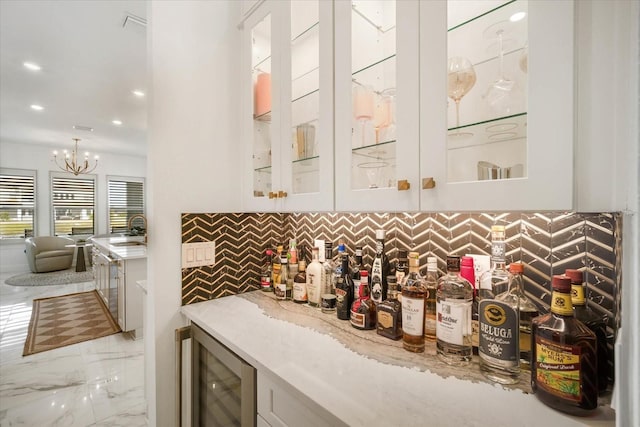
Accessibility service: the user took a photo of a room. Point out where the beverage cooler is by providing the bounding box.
[176,323,257,427]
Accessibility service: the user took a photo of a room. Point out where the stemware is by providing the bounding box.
[483,21,518,114]
[379,88,396,143]
[353,84,375,148]
[447,57,477,137]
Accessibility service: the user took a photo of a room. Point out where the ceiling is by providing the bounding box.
[0,0,147,157]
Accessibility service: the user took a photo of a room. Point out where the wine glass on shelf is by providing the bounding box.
[447,57,477,138]
[379,88,396,143]
[483,21,518,114]
[353,84,375,148]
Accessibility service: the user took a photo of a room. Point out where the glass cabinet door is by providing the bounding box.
[334,0,420,211]
[420,0,574,211]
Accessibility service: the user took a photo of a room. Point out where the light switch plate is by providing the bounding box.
[182,241,215,268]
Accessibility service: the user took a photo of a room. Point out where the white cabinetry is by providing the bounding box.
[115,256,145,337]
[242,1,580,212]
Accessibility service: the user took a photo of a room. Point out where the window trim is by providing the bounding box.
[107,175,145,234]
[50,171,97,237]
[0,168,37,241]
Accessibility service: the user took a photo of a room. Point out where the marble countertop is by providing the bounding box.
[90,237,146,260]
[181,291,615,427]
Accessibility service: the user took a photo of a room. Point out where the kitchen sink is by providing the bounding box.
[111,241,146,247]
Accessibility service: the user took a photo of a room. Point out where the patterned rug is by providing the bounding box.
[5,268,94,286]
[23,290,121,356]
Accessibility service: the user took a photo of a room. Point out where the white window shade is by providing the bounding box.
[0,169,36,239]
[108,177,144,233]
[51,175,95,236]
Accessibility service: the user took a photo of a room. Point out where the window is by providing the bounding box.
[108,176,144,233]
[51,174,95,236]
[0,169,36,239]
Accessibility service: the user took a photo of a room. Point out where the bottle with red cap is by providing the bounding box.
[531,275,598,416]
[565,269,610,394]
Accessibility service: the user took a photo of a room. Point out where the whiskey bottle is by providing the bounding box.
[292,260,308,304]
[532,275,598,415]
[436,255,474,365]
[402,252,426,353]
[424,256,438,342]
[377,276,402,340]
[474,225,509,354]
[350,271,376,330]
[497,262,539,370]
[271,243,284,285]
[565,269,609,393]
[395,250,409,300]
[370,229,390,305]
[275,256,289,300]
[306,247,323,307]
[260,249,273,292]
[335,255,354,321]
[479,266,520,385]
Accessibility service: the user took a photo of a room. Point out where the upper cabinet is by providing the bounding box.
[242,0,575,212]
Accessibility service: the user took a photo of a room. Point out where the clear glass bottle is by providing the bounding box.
[352,247,364,298]
[275,256,289,300]
[436,255,474,365]
[402,252,426,353]
[260,249,273,292]
[271,243,284,285]
[377,276,402,340]
[350,271,376,330]
[479,264,521,385]
[293,260,307,304]
[423,256,438,342]
[395,250,409,299]
[497,262,539,370]
[306,247,323,307]
[370,229,390,305]
[322,242,335,296]
[565,269,609,394]
[336,255,354,321]
[532,275,598,416]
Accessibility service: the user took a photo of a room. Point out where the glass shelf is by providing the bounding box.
[254,165,272,173]
[292,88,319,104]
[352,54,395,82]
[254,111,272,122]
[352,140,396,162]
[292,21,319,44]
[448,113,526,150]
[352,1,396,33]
[292,155,319,165]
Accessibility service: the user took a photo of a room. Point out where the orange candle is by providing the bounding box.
[254,72,271,117]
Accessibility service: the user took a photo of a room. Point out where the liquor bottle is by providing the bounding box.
[335,255,354,321]
[352,247,364,298]
[350,271,376,330]
[474,225,509,354]
[436,255,474,365]
[293,260,307,304]
[275,256,289,300]
[402,252,427,353]
[288,238,298,264]
[260,249,273,292]
[423,256,438,342]
[333,240,347,277]
[479,267,520,385]
[271,243,284,284]
[460,256,475,293]
[370,229,390,305]
[565,269,609,393]
[497,262,539,369]
[395,250,409,299]
[532,275,598,415]
[306,247,323,307]
[377,276,402,340]
[322,242,335,297]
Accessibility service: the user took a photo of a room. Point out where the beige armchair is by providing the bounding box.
[25,236,75,273]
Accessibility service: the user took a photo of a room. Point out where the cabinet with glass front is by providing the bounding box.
[242,0,333,211]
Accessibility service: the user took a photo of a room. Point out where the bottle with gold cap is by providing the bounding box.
[531,275,598,416]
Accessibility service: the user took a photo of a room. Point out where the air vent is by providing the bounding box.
[73,125,94,132]
[122,13,147,29]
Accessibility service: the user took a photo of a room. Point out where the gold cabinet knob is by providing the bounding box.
[422,177,436,189]
[278,190,288,198]
[268,191,276,199]
[397,180,411,191]
[253,191,264,197]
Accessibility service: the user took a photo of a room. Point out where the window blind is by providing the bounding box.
[51,176,95,235]
[108,178,144,233]
[0,170,36,239]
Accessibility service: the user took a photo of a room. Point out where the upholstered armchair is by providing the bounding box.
[25,236,75,273]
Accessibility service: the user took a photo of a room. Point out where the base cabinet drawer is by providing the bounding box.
[257,371,346,427]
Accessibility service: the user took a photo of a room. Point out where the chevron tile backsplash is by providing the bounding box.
[181,212,621,341]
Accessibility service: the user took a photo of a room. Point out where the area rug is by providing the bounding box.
[23,290,121,356]
[5,268,94,286]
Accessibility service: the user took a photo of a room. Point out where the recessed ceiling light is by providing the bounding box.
[23,62,42,71]
[30,104,44,111]
[510,12,526,22]
[132,90,145,97]
[112,120,123,126]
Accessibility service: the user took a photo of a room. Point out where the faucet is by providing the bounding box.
[128,214,147,243]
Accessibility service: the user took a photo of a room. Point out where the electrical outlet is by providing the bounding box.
[182,241,215,268]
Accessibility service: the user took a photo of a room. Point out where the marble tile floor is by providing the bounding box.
[0,272,147,426]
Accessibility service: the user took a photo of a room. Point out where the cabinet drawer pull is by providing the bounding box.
[268,191,277,199]
[422,177,436,189]
[397,180,411,191]
[278,190,288,198]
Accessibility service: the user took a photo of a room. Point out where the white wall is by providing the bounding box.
[147,1,241,425]
[0,140,146,273]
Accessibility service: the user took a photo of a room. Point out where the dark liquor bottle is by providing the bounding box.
[260,249,273,292]
[292,261,308,304]
[395,250,409,298]
[275,256,289,300]
[565,269,609,394]
[402,252,426,352]
[271,243,284,285]
[350,271,376,330]
[377,276,402,340]
[335,255,354,321]
[371,229,390,305]
[352,247,364,298]
[532,275,598,415]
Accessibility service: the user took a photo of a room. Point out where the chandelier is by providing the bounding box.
[52,138,99,176]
